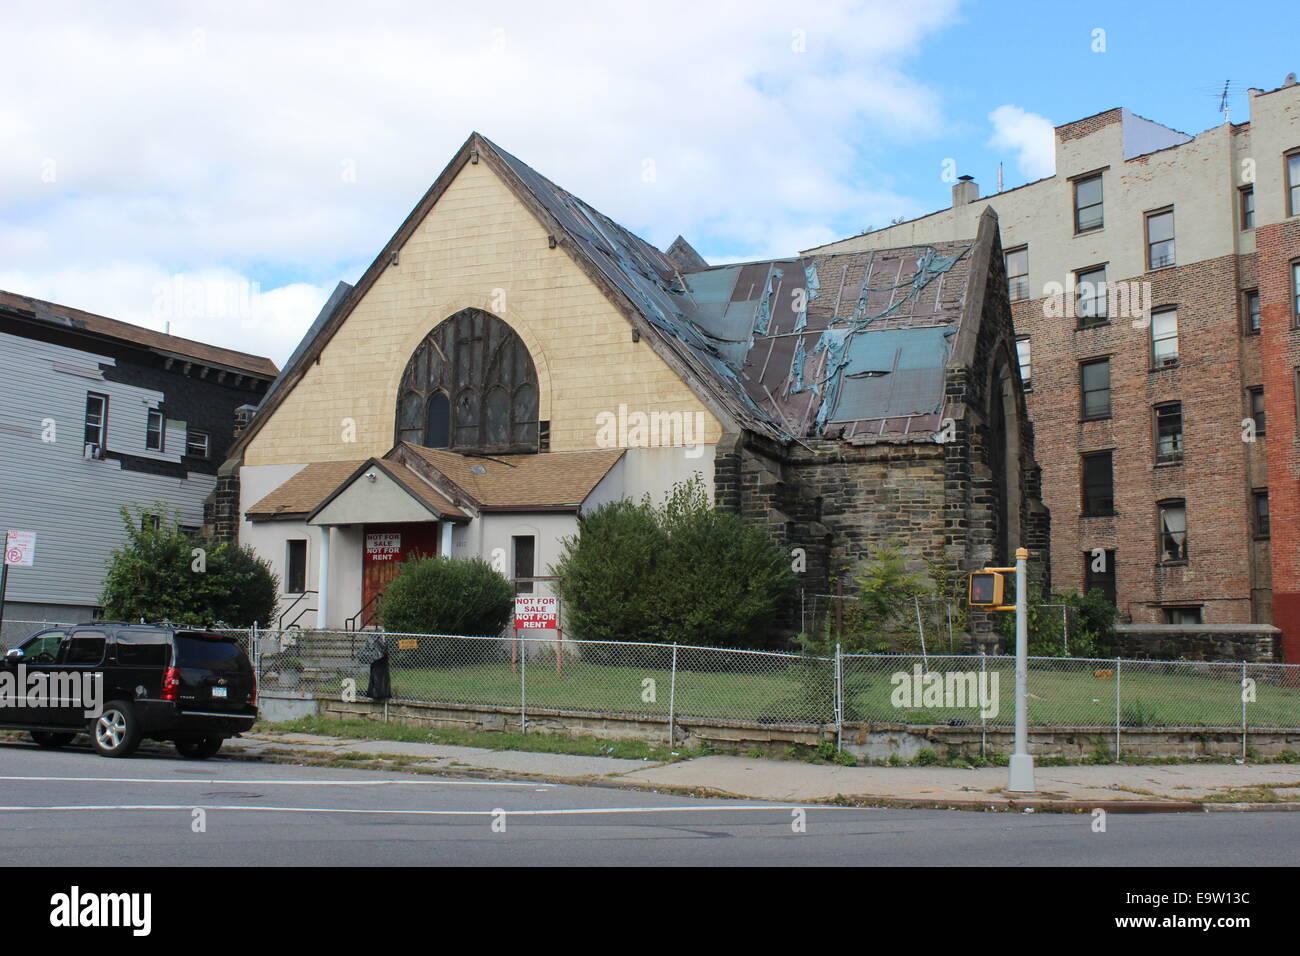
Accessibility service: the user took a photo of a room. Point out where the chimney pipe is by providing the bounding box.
[952,175,979,207]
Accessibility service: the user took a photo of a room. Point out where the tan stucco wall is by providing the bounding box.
[244,159,721,466]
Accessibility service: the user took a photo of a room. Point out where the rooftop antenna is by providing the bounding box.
[997,162,1004,193]
[1219,79,1231,124]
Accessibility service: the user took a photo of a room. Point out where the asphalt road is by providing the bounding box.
[1,740,1296,866]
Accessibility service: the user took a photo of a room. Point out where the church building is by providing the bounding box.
[217,133,1048,644]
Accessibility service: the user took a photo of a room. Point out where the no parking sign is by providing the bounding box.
[4,530,35,567]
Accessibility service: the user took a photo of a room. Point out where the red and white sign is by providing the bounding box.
[514,595,558,630]
[365,532,401,562]
[4,530,36,567]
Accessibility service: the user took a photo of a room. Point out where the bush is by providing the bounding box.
[552,475,796,652]
[101,504,277,627]
[378,556,513,644]
[997,584,1117,658]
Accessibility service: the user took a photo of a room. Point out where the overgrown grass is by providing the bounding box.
[284,656,1300,729]
[261,715,694,762]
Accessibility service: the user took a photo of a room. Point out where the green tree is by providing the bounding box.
[997,584,1117,658]
[101,504,278,626]
[552,475,795,651]
[378,556,513,638]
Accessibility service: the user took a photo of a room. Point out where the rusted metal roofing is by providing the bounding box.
[486,138,972,444]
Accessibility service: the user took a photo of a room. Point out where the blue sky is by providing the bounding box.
[1,0,1295,364]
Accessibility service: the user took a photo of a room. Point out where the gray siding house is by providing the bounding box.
[0,290,277,631]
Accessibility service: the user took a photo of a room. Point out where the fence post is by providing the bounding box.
[1114,658,1122,762]
[667,644,678,748]
[979,650,986,758]
[1241,660,1248,760]
[834,643,843,752]
[520,640,527,734]
[251,621,259,680]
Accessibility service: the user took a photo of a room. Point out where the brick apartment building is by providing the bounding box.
[810,77,1300,661]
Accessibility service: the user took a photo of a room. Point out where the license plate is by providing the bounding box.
[212,686,227,698]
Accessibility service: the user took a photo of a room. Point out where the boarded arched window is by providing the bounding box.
[395,309,540,453]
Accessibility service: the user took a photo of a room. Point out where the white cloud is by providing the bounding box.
[0,0,962,364]
[987,104,1056,181]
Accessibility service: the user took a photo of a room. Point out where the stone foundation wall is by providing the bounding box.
[1112,624,1282,663]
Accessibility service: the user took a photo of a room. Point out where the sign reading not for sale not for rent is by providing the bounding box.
[514,595,558,630]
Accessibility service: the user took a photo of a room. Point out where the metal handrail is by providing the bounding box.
[346,592,384,632]
[277,590,318,629]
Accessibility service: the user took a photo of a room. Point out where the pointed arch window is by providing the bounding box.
[395,309,540,453]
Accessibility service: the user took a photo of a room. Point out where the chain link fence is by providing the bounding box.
[218,629,1300,748]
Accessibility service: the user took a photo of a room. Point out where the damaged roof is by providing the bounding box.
[485,137,974,443]
[402,443,624,510]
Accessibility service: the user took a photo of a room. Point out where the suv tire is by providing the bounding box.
[91,701,142,757]
[175,737,223,760]
[31,731,77,749]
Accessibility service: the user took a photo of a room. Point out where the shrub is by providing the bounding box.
[552,475,796,653]
[997,584,1117,658]
[378,556,513,647]
[101,504,277,627]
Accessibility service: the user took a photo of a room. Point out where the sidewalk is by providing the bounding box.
[224,732,1300,812]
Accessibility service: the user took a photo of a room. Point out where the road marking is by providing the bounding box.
[0,804,819,816]
[0,775,550,788]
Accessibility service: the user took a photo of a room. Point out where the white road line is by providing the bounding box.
[0,776,549,788]
[0,804,815,816]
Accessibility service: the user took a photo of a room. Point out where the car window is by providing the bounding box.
[19,631,65,664]
[61,631,108,666]
[175,635,247,673]
[115,633,171,667]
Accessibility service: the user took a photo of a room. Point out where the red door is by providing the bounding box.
[362,523,439,626]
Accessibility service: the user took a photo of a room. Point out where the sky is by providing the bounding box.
[2,0,1297,368]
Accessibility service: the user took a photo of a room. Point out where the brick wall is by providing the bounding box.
[1257,218,1300,661]
[1012,251,1264,627]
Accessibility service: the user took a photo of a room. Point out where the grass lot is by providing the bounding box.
[295,655,1300,729]
[262,715,691,761]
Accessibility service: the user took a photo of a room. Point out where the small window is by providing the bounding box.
[1084,549,1117,605]
[1074,174,1104,233]
[512,535,536,595]
[1015,337,1032,390]
[538,420,551,453]
[1287,150,1300,218]
[1005,247,1029,302]
[1081,358,1111,420]
[1081,451,1114,516]
[1254,490,1270,538]
[1293,262,1300,327]
[185,430,209,459]
[1076,265,1108,326]
[1146,209,1175,270]
[286,539,307,594]
[424,392,450,448]
[1249,386,1266,436]
[146,409,164,451]
[141,514,161,531]
[61,632,107,666]
[1158,500,1187,564]
[1244,290,1261,335]
[1151,308,1179,366]
[1163,606,1202,625]
[84,393,108,446]
[1240,186,1255,230]
[1154,402,1183,464]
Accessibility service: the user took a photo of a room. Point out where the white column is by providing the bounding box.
[440,520,454,558]
[317,525,331,629]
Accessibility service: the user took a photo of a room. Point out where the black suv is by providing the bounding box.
[1,624,257,759]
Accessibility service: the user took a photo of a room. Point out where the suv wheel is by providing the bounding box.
[175,737,224,760]
[31,731,77,749]
[91,701,142,757]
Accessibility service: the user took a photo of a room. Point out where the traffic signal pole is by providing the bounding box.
[1007,547,1036,792]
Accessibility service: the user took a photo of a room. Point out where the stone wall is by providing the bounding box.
[1112,624,1282,663]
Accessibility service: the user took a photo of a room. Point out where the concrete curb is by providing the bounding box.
[217,740,1254,814]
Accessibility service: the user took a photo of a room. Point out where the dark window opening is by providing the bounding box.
[1006,247,1029,302]
[1082,451,1114,516]
[146,409,164,451]
[1076,265,1108,326]
[1146,209,1175,270]
[1244,290,1261,335]
[186,430,209,459]
[1254,490,1270,538]
[1163,606,1202,625]
[1081,359,1111,420]
[1240,186,1255,230]
[1249,386,1266,436]
[84,393,108,447]
[286,539,307,594]
[513,535,536,595]
[1155,402,1182,464]
[1084,549,1117,605]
